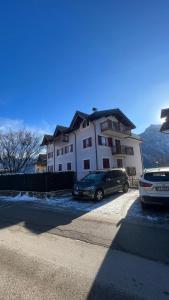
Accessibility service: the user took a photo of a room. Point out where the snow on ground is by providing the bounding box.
[0,190,169,225]
[126,192,169,225]
[0,190,138,216]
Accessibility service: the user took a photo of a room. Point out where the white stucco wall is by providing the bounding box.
[47,143,54,170]
[123,138,143,176]
[46,114,143,179]
[54,133,76,172]
[76,123,96,179]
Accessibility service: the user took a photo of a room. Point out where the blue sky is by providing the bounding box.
[0,0,169,134]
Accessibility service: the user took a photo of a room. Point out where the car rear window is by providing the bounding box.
[81,172,105,182]
[111,170,125,177]
[144,172,169,182]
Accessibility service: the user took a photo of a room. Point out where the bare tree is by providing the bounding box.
[0,130,40,173]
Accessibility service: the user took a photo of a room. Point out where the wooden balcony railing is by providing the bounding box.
[100,119,131,135]
[112,145,134,155]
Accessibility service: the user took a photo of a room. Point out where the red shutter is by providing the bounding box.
[108,138,113,147]
[103,158,110,169]
[84,159,90,170]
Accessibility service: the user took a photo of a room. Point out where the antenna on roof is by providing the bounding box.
[92,107,98,112]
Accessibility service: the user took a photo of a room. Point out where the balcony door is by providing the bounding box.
[117,159,123,168]
[115,140,121,154]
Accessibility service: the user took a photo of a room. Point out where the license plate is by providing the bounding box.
[156,186,169,191]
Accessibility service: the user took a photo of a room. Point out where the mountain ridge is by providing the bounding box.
[140,124,169,168]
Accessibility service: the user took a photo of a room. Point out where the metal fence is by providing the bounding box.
[0,171,75,192]
[128,176,139,188]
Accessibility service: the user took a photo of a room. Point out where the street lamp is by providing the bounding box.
[160,108,169,134]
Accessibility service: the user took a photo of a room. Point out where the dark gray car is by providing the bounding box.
[72,169,129,201]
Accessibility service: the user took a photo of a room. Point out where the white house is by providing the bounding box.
[41,109,143,180]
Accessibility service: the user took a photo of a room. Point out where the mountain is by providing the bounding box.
[140,125,169,168]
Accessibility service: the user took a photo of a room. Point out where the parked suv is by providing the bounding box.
[72,169,129,201]
[139,168,169,208]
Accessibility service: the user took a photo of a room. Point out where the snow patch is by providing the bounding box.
[0,190,169,225]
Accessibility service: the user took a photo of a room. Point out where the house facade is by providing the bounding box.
[35,154,47,173]
[41,109,143,180]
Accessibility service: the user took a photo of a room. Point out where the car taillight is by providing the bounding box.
[139,181,153,188]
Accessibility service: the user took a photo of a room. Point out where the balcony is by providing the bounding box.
[100,119,131,138]
[112,145,134,156]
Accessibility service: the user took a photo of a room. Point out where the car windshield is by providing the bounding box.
[144,172,169,182]
[81,172,105,182]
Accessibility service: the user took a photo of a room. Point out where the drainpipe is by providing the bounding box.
[93,121,98,170]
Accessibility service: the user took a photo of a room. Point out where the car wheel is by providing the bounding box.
[122,183,129,193]
[94,189,104,201]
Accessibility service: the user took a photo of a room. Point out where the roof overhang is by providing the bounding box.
[41,135,53,146]
[69,111,89,130]
[53,125,68,137]
[89,109,136,129]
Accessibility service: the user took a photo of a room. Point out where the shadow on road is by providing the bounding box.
[87,199,169,300]
[1,191,169,299]
[0,191,123,234]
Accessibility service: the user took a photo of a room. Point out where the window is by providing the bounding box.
[58,164,62,171]
[67,162,71,171]
[108,137,113,147]
[48,166,53,172]
[69,144,73,152]
[126,147,134,155]
[117,159,123,168]
[56,148,64,156]
[111,170,123,177]
[144,171,169,182]
[65,144,73,154]
[103,158,110,169]
[82,119,89,128]
[48,152,53,159]
[83,137,92,148]
[84,159,90,170]
[126,167,136,176]
[65,146,68,154]
[81,172,105,182]
[62,135,69,142]
[98,136,112,147]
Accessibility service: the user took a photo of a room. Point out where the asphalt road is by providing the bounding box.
[0,199,168,263]
[0,198,169,299]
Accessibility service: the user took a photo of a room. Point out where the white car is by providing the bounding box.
[139,167,169,208]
